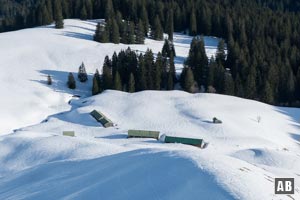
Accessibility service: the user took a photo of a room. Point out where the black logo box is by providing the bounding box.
[275,178,294,195]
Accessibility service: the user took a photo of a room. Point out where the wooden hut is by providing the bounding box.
[128,130,160,140]
[90,110,114,128]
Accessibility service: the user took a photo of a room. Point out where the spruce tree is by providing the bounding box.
[136,20,145,44]
[154,52,163,90]
[167,72,174,90]
[47,74,52,85]
[261,80,274,104]
[80,6,87,20]
[114,71,122,91]
[54,0,64,29]
[184,67,196,93]
[223,71,235,95]
[189,10,197,36]
[137,54,147,91]
[94,23,102,42]
[92,69,102,95]
[67,72,76,89]
[166,8,174,41]
[151,15,163,40]
[102,56,113,90]
[216,39,226,66]
[78,62,88,82]
[111,19,120,44]
[128,73,135,93]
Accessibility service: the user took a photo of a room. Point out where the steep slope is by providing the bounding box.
[0,19,219,135]
[0,90,299,199]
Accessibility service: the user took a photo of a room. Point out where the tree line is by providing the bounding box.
[2,0,300,106]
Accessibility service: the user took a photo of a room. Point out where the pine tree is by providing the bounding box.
[223,71,234,95]
[136,20,145,44]
[167,72,174,90]
[105,0,114,20]
[54,0,64,29]
[162,39,176,58]
[111,19,120,44]
[47,74,52,85]
[245,66,257,99]
[94,23,102,42]
[114,71,122,90]
[261,80,274,104]
[100,22,110,43]
[137,54,147,91]
[166,7,174,41]
[216,39,226,65]
[78,62,88,82]
[189,10,197,36]
[80,6,88,20]
[151,15,163,40]
[92,69,102,95]
[128,73,135,93]
[67,72,76,89]
[102,56,113,90]
[154,52,163,90]
[184,67,196,93]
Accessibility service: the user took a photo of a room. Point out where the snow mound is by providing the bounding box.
[0,149,234,200]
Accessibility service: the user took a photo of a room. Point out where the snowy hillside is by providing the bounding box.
[0,19,219,135]
[0,90,300,199]
[0,19,300,200]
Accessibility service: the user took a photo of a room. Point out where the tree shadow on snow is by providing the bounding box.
[31,69,93,97]
[60,31,93,41]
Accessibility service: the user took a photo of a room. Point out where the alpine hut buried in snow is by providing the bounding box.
[90,110,114,128]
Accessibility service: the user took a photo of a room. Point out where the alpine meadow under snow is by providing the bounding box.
[0,19,299,200]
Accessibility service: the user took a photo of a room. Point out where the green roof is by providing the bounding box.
[164,136,203,147]
[128,130,160,139]
[90,110,113,127]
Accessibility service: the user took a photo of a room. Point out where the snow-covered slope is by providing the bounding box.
[0,19,219,135]
[1,19,300,200]
[0,90,300,199]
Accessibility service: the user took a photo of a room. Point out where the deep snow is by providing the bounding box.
[0,19,299,200]
[0,19,219,135]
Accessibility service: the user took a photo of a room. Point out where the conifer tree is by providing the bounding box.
[100,22,110,43]
[137,54,147,91]
[136,20,145,44]
[245,66,257,99]
[105,0,114,20]
[223,71,234,95]
[94,23,102,42]
[102,56,113,90]
[167,72,174,90]
[154,52,163,90]
[189,10,197,36]
[92,69,102,95]
[78,62,88,82]
[184,67,196,93]
[54,0,64,29]
[216,39,226,66]
[261,80,274,104]
[166,8,174,41]
[162,39,176,58]
[80,6,87,20]
[111,19,120,44]
[128,73,135,93]
[114,71,122,91]
[47,74,52,85]
[151,15,163,40]
[67,72,76,89]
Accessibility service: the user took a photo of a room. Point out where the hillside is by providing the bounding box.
[0,19,219,135]
[0,90,300,199]
[0,19,300,200]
